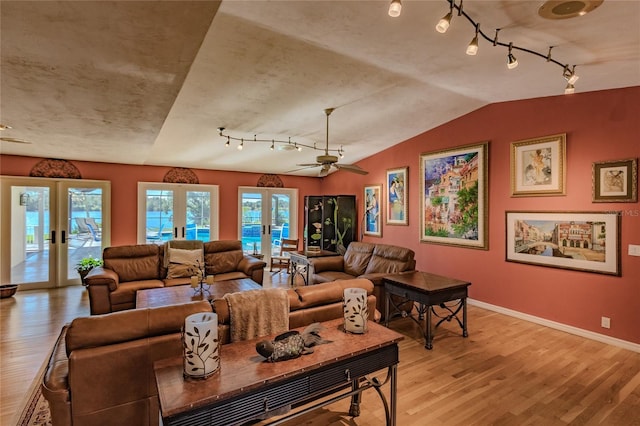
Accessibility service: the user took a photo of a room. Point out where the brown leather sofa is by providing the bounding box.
[85,240,266,315]
[212,278,377,344]
[308,242,415,316]
[42,279,376,426]
[42,301,212,426]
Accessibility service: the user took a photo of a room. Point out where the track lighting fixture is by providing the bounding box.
[388,0,402,17]
[466,24,479,55]
[421,1,581,93]
[507,43,518,69]
[218,128,344,156]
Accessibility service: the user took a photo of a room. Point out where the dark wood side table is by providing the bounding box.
[155,318,403,426]
[383,271,471,350]
[288,250,337,286]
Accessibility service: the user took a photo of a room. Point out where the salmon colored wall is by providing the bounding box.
[0,157,322,246]
[322,87,640,344]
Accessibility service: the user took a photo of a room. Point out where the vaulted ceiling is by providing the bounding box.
[1,1,638,176]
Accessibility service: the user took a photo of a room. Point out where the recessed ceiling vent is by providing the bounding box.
[538,0,603,19]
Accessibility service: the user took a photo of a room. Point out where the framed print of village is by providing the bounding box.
[505,211,621,276]
[420,142,489,249]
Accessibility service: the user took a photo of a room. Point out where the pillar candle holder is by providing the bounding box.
[182,312,220,379]
[343,288,368,334]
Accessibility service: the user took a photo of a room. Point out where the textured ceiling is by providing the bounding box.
[1,1,639,176]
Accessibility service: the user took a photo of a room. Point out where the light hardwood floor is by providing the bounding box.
[1,272,639,425]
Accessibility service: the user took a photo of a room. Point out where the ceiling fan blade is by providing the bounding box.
[0,137,32,144]
[286,165,320,173]
[318,167,330,177]
[334,164,369,175]
[296,163,322,167]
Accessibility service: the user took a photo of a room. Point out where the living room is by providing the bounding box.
[1,1,639,425]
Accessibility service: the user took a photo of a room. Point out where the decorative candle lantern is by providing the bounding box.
[182,312,220,379]
[343,288,368,334]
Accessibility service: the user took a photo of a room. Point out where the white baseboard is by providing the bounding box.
[468,298,640,353]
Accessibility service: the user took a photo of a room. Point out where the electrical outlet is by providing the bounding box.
[601,316,611,329]
[629,244,640,256]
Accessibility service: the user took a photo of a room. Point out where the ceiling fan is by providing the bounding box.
[0,124,32,144]
[294,108,368,177]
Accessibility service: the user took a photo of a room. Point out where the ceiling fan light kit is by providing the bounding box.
[387,0,599,93]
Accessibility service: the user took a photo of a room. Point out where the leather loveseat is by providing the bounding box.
[42,301,212,426]
[212,278,377,344]
[85,240,266,315]
[308,242,415,317]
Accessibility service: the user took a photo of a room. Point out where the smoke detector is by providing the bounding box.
[538,0,603,19]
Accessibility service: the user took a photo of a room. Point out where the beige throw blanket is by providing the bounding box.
[224,288,289,342]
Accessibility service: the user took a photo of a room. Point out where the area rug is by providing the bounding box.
[12,354,52,426]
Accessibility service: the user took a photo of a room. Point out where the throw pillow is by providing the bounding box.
[166,248,204,279]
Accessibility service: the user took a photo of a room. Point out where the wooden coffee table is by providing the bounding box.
[136,278,261,308]
[383,271,471,350]
[155,318,403,426]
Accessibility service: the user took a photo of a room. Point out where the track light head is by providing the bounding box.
[466,24,479,55]
[563,65,579,84]
[388,0,402,17]
[225,136,230,147]
[507,43,518,69]
[238,139,244,150]
[564,83,575,94]
[436,11,452,33]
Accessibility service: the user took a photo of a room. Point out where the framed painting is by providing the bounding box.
[510,134,566,197]
[386,167,408,225]
[420,141,489,249]
[364,184,382,237]
[592,158,637,203]
[505,211,621,276]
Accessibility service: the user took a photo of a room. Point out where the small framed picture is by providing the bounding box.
[364,184,383,237]
[592,158,637,203]
[386,167,408,225]
[511,134,566,197]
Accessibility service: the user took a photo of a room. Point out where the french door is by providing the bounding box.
[0,176,111,289]
[238,187,297,262]
[137,182,219,244]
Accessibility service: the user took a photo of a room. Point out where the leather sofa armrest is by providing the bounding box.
[41,324,72,426]
[308,256,344,273]
[358,272,390,286]
[237,256,267,285]
[85,267,119,291]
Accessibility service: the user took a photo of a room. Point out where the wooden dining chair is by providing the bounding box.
[270,239,298,275]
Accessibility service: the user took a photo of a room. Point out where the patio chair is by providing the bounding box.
[270,238,298,275]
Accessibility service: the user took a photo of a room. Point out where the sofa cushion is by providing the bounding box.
[204,240,244,274]
[103,244,161,282]
[293,279,374,311]
[110,280,164,306]
[364,243,415,275]
[166,247,204,279]
[343,242,375,276]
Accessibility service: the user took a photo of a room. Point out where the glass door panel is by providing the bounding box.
[61,182,110,285]
[240,192,264,255]
[186,191,211,241]
[4,184,54,286]
[143,188,175,243]
[238,187,297,262]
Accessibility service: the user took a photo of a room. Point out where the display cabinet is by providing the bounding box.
[304,195,356,253]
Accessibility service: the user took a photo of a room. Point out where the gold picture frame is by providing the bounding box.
[592,158,638,203]
[510,134,566,197]
[420,141,489,249]
[364,184,383,237]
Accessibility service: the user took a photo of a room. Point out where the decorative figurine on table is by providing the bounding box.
[256,323,331,362]
[190,260,214,296]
